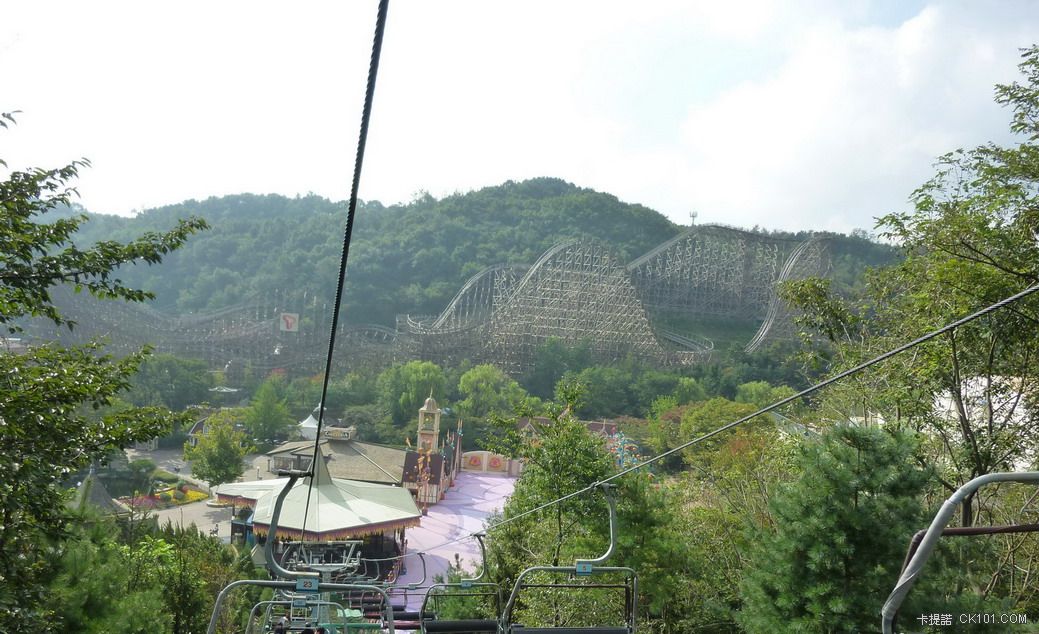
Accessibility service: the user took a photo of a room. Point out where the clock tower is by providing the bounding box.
[417,391,441,452]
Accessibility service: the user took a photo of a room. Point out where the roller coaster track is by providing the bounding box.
[38,225,832,375]
[744,237,828,353]
[420,264,522,333]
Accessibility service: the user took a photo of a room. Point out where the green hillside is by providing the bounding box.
[74,178,681,325]
[70,177,897,331]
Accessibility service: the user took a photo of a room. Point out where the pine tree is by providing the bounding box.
[739,425,929,633]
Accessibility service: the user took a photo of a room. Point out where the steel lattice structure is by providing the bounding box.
[34,225,830,376]
[36,287,400,374]
[744,236,831,352]
[627,224,803,320]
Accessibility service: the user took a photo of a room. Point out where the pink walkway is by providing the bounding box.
[394,471,515,609]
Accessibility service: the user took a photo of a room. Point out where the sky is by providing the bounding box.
[2,1,1038,234]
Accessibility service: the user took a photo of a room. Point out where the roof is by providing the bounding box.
[421,395,439,413]
[298,412,319,429]
[246,457,421,541]
[267,440,320,457]
[325,439,406,484]
[516,417,619,436]
[73,472,130,517]
[266,439,407,485]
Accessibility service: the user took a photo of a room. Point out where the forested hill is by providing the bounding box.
[70,177,894,326]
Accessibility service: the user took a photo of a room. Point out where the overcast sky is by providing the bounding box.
[2,1,1037,233]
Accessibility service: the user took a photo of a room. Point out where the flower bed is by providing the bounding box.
[119,486,209,510]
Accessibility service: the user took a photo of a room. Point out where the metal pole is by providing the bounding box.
[881,472,1039,633]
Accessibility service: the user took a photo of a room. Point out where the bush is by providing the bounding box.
[158,492,172,502]
[173,490,186,501]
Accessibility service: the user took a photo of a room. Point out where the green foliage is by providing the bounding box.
[521,337,595,399]
[50,521,173,634]
[125,354,213,411]
[0,148,207,332]
[0,116,206,630]
[739,425,931,633]
[456,364,528,419]
[244,378,293,442]
[783,47,1039,531]
[485,386,718,632]
[485,393,619,627]
[68,178,681,323]
[184,409,253,487]
[734,380,797,410]
[48,512,260,634]
[376,360,446,426]
[569,366,637,419]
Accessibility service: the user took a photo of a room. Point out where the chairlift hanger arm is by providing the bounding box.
[462,532,487,584]
[575,484,617,572]
[264,471,320,583]
[881,471,1039,634]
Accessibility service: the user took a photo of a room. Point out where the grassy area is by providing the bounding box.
[153,468,181,483]
[650,311,761,350]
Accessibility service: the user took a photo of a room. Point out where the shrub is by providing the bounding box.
[158,492,172,502]
[173,490,186,501]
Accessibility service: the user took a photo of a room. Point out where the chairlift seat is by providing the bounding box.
[422,619,499,633]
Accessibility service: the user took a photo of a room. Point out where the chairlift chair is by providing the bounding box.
[246,598,355,634]
[502,485,637,634]
[419,533,501,634]
[207,469,400,634]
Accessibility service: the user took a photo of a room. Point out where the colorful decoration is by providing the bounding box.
[604,432,642,469]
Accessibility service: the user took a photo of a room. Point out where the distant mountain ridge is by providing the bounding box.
[68,177,894,328]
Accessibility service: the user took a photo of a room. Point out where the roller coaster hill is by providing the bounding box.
[35,223,836,376]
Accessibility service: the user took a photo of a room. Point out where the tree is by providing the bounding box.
[125,354,213,411]
[484,383,621,628]
[456,364,528,419]
[49,519,173,634]
[184,410,253,487]
[244,378,293,442]
[0,114,207,631]
[739,425,931,633]
[485,381,704,632]
[521,337,593,399]
[376,360,446,426]
[570,365,637,419]
[782,47,1039,527]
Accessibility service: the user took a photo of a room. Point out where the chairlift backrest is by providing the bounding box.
[501,484,638,634]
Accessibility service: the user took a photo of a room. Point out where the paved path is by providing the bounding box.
[396,472,515,610]
[153,498,235,538]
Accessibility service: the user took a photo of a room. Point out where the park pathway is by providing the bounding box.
[395,472,515,610]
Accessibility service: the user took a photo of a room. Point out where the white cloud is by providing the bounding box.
[656,3,1037,232]
[1,1,1037,234]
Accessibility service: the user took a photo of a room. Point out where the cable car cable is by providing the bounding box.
[370,281,1039,561]
[299,0,390,543]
